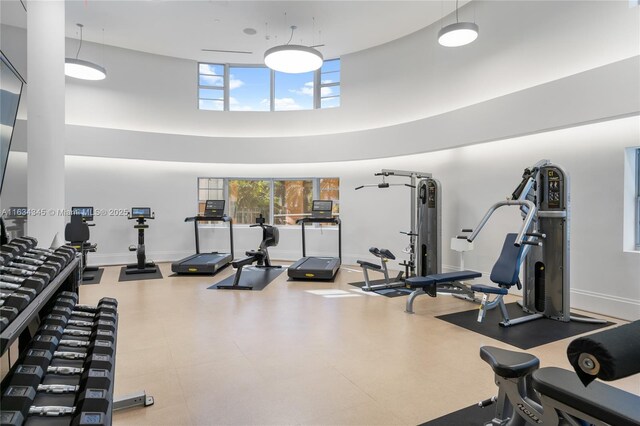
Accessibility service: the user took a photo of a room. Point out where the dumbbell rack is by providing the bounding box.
[1,237,153,425]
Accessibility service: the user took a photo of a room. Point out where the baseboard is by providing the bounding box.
[571,288,640,321]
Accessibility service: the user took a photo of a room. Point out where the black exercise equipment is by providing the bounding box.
[478,321,640,425]
[357,247,404,291]
[124,207,157,275]
[172,200,234,275]
[288,200,341,281]
[215,214,281,290]
[65,207,100,282]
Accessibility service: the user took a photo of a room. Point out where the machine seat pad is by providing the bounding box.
[471,284,509,295]
[378,249,395,260]
[357,260,381,270]
[532,367,640,426]
[480,346,540,379]
[429,270,482,283]
[405,276,436,289]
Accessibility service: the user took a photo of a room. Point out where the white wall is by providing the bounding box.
[59,116,640,320]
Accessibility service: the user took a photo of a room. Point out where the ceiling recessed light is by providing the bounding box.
[243,28,257,35]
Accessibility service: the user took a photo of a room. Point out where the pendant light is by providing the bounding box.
[438,0,479,47]
[65,23,107,80]
[264,26,323,74]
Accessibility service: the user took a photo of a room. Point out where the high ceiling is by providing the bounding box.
[1,1,470,63]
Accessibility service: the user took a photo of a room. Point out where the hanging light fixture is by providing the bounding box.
[65,23,107,80]
[438,0,479,47]
[264,26,323,73]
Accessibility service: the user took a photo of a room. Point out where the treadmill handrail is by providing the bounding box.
[297,217,342,261]
[187,215,234,258]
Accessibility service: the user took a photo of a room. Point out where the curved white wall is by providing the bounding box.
[61,0,638,140]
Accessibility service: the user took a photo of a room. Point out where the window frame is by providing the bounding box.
[197,63,227,111]
[636,148,640,250]
[317,59,341,109]
[197,60,340,112]
[197,177,340,227]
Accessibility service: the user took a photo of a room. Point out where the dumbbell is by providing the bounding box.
[0,274,47,293]
[43,313,117,333]
[3,238,75,265]
[29,334,115,358]
[51,301,117,319]
[20,349,114,377]
[0,290,33,312]
[0,266,51,287]
[9,363,113,393]
[0,261,57,282]
[2,386,111,426]
[1,250,63,275]
[39,324,116,344]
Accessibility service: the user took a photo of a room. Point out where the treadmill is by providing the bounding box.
[287,200,341,281]
[171,200,234,275]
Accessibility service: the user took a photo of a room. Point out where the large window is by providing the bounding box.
[197,178,340,225]
[197,59,341,111]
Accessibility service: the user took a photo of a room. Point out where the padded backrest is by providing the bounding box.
[490,233,525,286]
[378,248,396,260]
[264,225,279,247]
[65,214,90,243]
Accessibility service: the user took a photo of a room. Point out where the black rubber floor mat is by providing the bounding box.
[208,267,284,291]
[118,267,163,282]
[348,278,411,298]
[80,268,103,285]
[418,403,493,426]
[436,302,613,349]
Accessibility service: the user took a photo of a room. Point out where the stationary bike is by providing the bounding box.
[125,207,158,275]
[216,214,281,290]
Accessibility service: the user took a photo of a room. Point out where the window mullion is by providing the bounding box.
[314,68,321,109]
[224,64,230,111]
[270,69,275,112]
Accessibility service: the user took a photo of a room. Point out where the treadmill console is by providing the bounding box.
[311,200,333,219]
[204,200,225,218]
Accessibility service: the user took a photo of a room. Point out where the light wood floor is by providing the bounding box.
[78,262,638,426]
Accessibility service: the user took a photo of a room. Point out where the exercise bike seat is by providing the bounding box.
[532,367,640,426]
[480,346,540,379]
[357,260,381,270]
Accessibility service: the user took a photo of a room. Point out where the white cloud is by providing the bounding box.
[229,96,253,111]
[290,81,314,97]
[289,81,335,97]
[200,75,223,86]
[273,97,303,111]
[229,75,245,90]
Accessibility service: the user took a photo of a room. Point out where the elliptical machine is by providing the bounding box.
[216,214,281,290]
[125,207,157,275]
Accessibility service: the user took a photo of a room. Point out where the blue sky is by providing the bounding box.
[199,61,340,111]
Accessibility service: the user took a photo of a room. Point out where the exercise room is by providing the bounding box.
[1,1,639,425]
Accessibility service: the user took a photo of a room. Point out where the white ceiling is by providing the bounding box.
[2,1,470,63]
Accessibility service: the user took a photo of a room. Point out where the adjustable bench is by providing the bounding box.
[404,270,482,313]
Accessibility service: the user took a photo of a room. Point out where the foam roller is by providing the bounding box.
[567,320,640,386]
